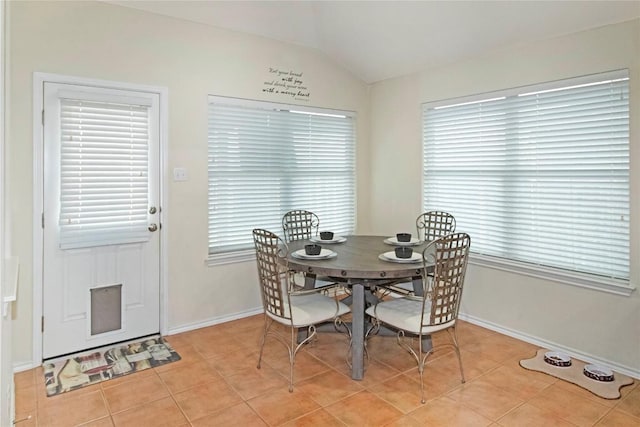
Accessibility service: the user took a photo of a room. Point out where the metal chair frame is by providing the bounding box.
[380,211,457,298]
[416,211,456,242]
[367,232,470,403]
[281,209,340,291]
[282,209,320,243]
[253,228,349,392]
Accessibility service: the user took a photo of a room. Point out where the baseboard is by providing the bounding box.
[166,292,350,336]
[166,306,264,336]
[13,361,38,373]
[15,308,637,380]
[13,307,265,373]
[459,312,640,379]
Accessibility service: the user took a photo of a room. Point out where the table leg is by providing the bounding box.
[303,273,317,290]
[412,276,423,296]
[351,282,365,380]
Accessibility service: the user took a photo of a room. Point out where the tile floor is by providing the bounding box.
[13,315,640,426]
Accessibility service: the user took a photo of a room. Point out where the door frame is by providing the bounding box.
[32,72,169,365]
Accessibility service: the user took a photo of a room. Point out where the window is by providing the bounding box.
[56,88,157,249]
[422,70,630,289]
[208,96,356,260]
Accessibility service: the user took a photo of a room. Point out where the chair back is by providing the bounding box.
[422,232,470,328]
[253,228,292,321]
[416,211,456,242]
[282,210,319,242]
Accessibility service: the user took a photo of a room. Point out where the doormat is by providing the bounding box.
[520,348,634,400]
[43,335,181,397]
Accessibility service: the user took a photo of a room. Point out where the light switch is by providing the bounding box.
[173,167,188,182]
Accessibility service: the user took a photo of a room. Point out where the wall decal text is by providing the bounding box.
[263,68,310,101]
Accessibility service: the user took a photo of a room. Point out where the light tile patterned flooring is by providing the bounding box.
[14,315,640,426]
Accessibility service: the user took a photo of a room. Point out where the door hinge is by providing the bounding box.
[41,316,44,332]
[41,212,44,229]
[41,109,44,126]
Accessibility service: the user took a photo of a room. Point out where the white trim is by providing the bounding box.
[12,362,36,374]
[208,94,356,118]
[32,72,170,364]
[32,74,43,366]
[159,81,169,338]
[206,249,255,267]
[470,253,635,297]
[166,306,263,336]
[459,312,640,379]
[56,89,153,106]
[423,69,629,109]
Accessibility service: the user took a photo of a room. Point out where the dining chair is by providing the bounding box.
[365,232,470,403]
[416,210,456,242]
[282,209,319,242]
[281,209,338,291]
[252,228,351,392]
[383,210,457,297]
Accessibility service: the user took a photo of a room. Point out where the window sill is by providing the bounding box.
[206,249,255,267]
[470,254,636,297]
[205,250,636,296]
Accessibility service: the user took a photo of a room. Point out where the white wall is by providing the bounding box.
[8,1,639,377]
[369,19,640,375]
[7,1,370,367]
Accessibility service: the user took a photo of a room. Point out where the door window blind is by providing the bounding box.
[208,97,356,254]
[59,95,151,249]
[422,70,629,281]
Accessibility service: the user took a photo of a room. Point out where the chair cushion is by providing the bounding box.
[268,293,350,328]
[365,297,455,335]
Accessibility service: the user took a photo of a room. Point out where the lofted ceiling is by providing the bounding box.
[107,0,640,83]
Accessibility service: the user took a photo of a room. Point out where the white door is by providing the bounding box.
[42,82,161,359]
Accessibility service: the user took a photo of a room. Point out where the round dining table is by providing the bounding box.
[285,235,433,380]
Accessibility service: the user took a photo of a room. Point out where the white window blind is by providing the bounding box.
[59,95,152,249]
[208,97,356,254]
[423,70,629,281]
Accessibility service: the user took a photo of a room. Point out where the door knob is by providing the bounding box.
[148,223,158,232]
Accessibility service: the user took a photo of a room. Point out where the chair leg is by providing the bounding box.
[448,326,465,383]
[335,317,354,368]
[288,327,296,392]
[287,325,318,392]
[397,330,429,404]
[257,316,273,369]
[418,363,426,404]
[418,334,429,404]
